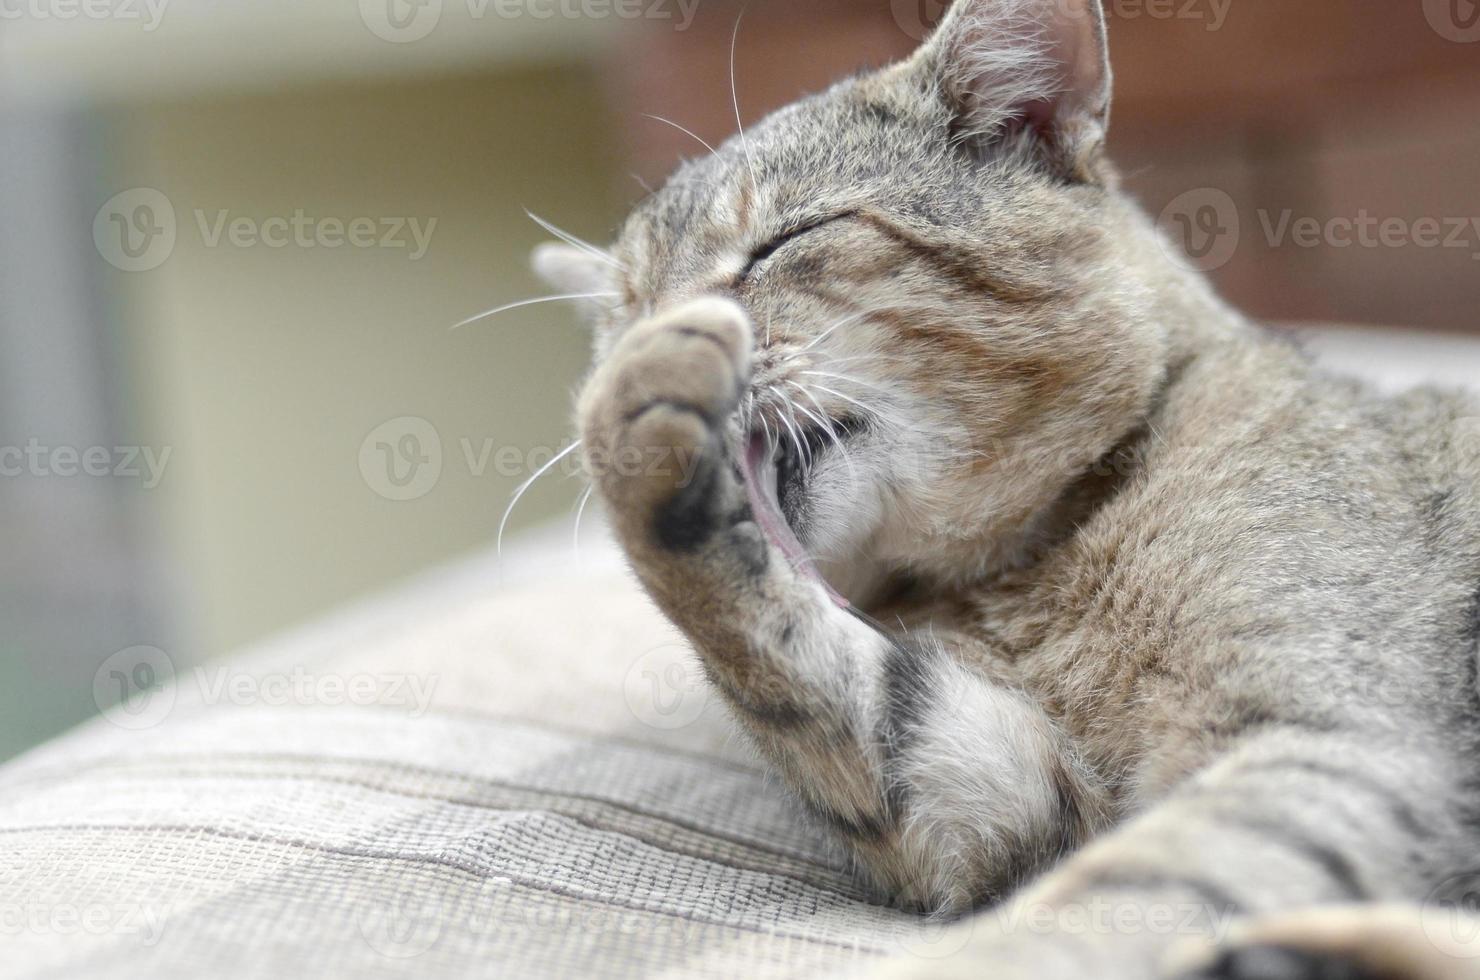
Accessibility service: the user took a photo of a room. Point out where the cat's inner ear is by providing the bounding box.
[531,242,614,299]
[916,0,1111,178]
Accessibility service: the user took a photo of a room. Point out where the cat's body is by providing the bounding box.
[534,1,1480,976]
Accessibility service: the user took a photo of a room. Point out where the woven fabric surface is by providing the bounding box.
[0,527,950,979]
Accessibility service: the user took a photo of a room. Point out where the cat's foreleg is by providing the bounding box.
[1174,905,1480,980]
[579,297,1104,911]
[866,730,1469,978]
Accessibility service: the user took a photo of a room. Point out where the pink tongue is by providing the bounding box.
[741,433,849,608]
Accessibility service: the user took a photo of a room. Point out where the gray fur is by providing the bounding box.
[540,1,1480,976]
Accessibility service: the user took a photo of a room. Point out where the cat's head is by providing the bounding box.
[538,0,1195,592]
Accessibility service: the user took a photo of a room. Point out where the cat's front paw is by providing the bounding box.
[1179,946,1382,980]
[578,297,753,552]
[1168,906,1480,980]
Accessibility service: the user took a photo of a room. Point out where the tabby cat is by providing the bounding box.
[533,1,1480,976]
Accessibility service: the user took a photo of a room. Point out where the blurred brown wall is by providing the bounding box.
[604,0,1480,333]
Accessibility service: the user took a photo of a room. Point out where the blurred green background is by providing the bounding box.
[1,9,632,760]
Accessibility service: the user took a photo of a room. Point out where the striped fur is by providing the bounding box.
[541,1,1480,976]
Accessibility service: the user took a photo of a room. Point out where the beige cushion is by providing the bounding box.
[0,524,953,979]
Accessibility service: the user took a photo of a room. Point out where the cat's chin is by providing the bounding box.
[740,432,850,609]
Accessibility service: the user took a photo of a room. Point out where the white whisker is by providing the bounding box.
[789,398,831,436]
[525,211,625,271]
[451,292,619,330]
[788,384,859,484]
[730,9,759,193]
[802,310,872,352]
[785,399,816,468]
[799,369,899,398]
[758,410,776,451]
[642,113,720,159]
[572,483,595,556]
[774,401,809,467]
[803,382,897,426]
[817,352,912,369]
[788,381,849,440]
[788,381,830,423]
[498,441,583,560]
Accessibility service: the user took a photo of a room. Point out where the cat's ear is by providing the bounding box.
[914,0,1111,179]
[531,242,613,298]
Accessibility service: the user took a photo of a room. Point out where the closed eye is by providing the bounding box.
[738,215,843,281]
